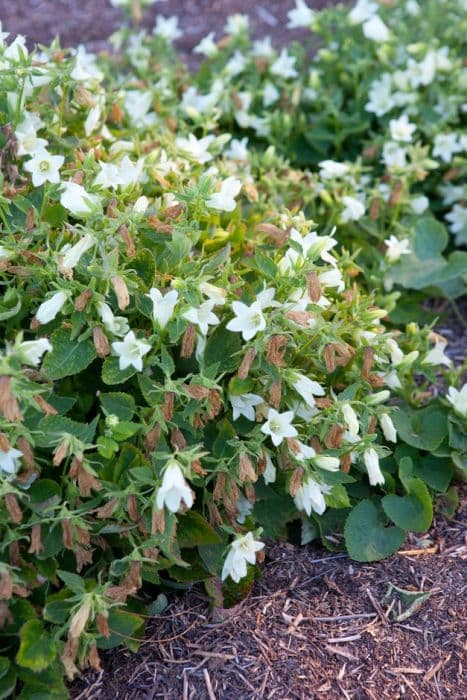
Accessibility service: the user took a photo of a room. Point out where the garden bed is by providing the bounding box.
[72,496,465,699]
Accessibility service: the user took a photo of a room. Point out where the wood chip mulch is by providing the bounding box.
[71,492,466,700]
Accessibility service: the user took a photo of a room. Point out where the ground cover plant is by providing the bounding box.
[0,0,465,696]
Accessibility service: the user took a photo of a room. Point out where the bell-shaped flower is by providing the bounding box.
[35,290,68,324]
[362,15,390,42]
[24,149,64,187]
[226,300,266,341]
[313,454,340,472]
[183,300,220,336]
[342,403,360,436]
[261,408,297,447]
[423,341,452,368]
[292,373,325,408]
[147,288,179,329]
[270,49,298,79]
[206,176,242,212]
[111,330,151,371]
[363,448,385,485]
[199,282,227,306]
[230,393,264,421]
[380,413,397,443]
[341,195,365,223]
[60,182,100,217]
[287,0,315,29]
[263,453,277,484]
[176,133,214,164]
[60,234,94,271]
[98,302,129,337]
[19,338,52,366]
[294,476,328,516]
[446,384,467,419]
[156,458,193,513]
[221,532,264,583]
[0,446,23,476]
[384,235,411,263]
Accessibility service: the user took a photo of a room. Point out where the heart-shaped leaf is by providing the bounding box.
[344,499,405,562]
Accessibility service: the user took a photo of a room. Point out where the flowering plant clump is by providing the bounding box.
[157,0,466,304]
[0,2,465,696]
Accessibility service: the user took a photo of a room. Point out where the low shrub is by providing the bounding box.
[0,1,465,696]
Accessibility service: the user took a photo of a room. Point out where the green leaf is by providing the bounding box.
[0,667,17,700]
[177,511,222,548]
[41,328,97,380]
[57,570,86,595]
[382,479,433,532]
[254,250,277,279]
[392,406,448,451]
[147,594,168,616]
[34,415,98,447]
[131,249,156,288]
[344,500,405,562]
[412,454,453,492]
[204,323,242,372]
[381,583,432,622]
[102,356,137,385]
[436,486,459,518]
[100,392,136,420]
[16,620,57,672]
[253,485,298,539]
[96,609,144,651]
[0,659,9,681]
[413,217,448,259]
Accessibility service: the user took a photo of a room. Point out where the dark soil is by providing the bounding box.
[71,495,466,700]
[0,0,336,55]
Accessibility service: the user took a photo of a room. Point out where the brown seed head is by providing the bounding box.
[180,323,196,358]
[92,326,110,358]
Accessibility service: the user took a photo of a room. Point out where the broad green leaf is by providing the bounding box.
[382,478,433,532]
[102,356,137,385]
[34,415,98,447]
[16,621,57,672]
[412,454,453,492]
[204,323,242,372]
[100,392,136,420]
[177,511,222,548]
[96,609,144,651]
[344,500,405,562]
[392,406,448,451]
[42,328,97,380]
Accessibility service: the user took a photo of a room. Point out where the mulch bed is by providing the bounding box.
[71,490,466,700]
[0,0,335,56]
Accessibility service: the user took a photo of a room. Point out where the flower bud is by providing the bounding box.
[380,413,397,443]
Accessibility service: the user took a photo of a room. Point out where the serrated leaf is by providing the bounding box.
[344,500,405,562]
[41,328,97,380]
[57,570,86,594]
[16,620,57,672]
[100,392,136,420]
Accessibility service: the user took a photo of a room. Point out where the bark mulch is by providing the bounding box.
[0,0,335,55]
[71,493,466,700]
